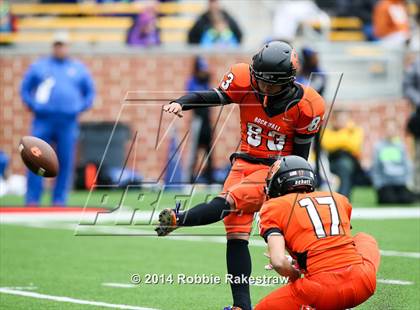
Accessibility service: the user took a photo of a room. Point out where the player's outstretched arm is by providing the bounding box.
[267,234,301,282]
[162,88,232,117]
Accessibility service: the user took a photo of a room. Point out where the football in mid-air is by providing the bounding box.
[18,136,59,177]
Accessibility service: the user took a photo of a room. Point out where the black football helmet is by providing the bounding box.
[266,155,315,199]
[250,41,299,97]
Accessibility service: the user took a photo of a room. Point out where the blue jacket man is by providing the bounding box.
[20,32,95,205]
[185,56,214,183]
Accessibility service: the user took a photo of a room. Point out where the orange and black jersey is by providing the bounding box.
[176,63,325,162]
[259,191,363,275]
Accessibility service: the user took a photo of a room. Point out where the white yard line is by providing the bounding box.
[3,207,420,260]
[1,286,37,290]
[102,283,136,289]
[377,279,414,285]
[380,250,420,259]
[351,208,420,219]
[0,288,159,310]
[5,221,420,261]
[1,207,419,224]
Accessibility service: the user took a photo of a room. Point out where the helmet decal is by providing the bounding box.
[291,49,300,71]
[266,159,282,181]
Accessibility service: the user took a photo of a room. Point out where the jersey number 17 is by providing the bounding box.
[299,196,342,239]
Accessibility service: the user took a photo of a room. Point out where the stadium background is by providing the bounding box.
[0,52,412,178]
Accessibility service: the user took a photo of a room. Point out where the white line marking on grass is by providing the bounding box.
[380,250,420,259]
[102,282,136,288]
[1,286,37,290]
[0,288,159,310]
[351,208,420,219]
[5,221,420,260]
[1,207,419,224]
[377,279,414,285]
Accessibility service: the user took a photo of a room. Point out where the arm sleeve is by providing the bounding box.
[80,66,95,112]
[292,133,315,160]
[20,64,39,111]
[176,88,232,110]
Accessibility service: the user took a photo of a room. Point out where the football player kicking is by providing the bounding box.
[156,41,325,310]
[256,155,380,310]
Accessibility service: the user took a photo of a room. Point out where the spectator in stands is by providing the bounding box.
[20,32,95,206]
[315,0,378,41]
[404,53,420,200]
[188,0,242,45]
[352,0,378,41]
[297,46,326,186]
[0,151,8,180]
[271,1,327,42]
[297,47,326,95]
[314,0,340,15]
[41,0,78,3]
[200,11,239,47]
[408,7,419,52]
[186,56,214,184]
[0,0,16,34]
[0,150,8,197]
[373,0,409,47]
[126,4,159,47]
[321,110,364,199]
[371,118,415,204]
[96,0,134,3]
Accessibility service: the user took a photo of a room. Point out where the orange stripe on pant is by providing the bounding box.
[255,233,380,310]
[221,158,269,234]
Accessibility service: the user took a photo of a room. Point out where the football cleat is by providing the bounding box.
[223,307,243,310]
[155,201,181,236]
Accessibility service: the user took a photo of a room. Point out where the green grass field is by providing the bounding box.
[1,188,419,309]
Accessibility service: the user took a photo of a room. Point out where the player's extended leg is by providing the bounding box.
[223,166,268,310]
[155,159,266,233]
[52,119,78,205]
[25,118,53,205]
[155,159,244,236]
[223,214,254,310]
[155,159,268,309]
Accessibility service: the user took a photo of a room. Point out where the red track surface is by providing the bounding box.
[0,207,107,213]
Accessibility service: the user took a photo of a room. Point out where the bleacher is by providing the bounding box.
[1,2,417,46]
[311,17,365,41]
[1,2,201,45]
